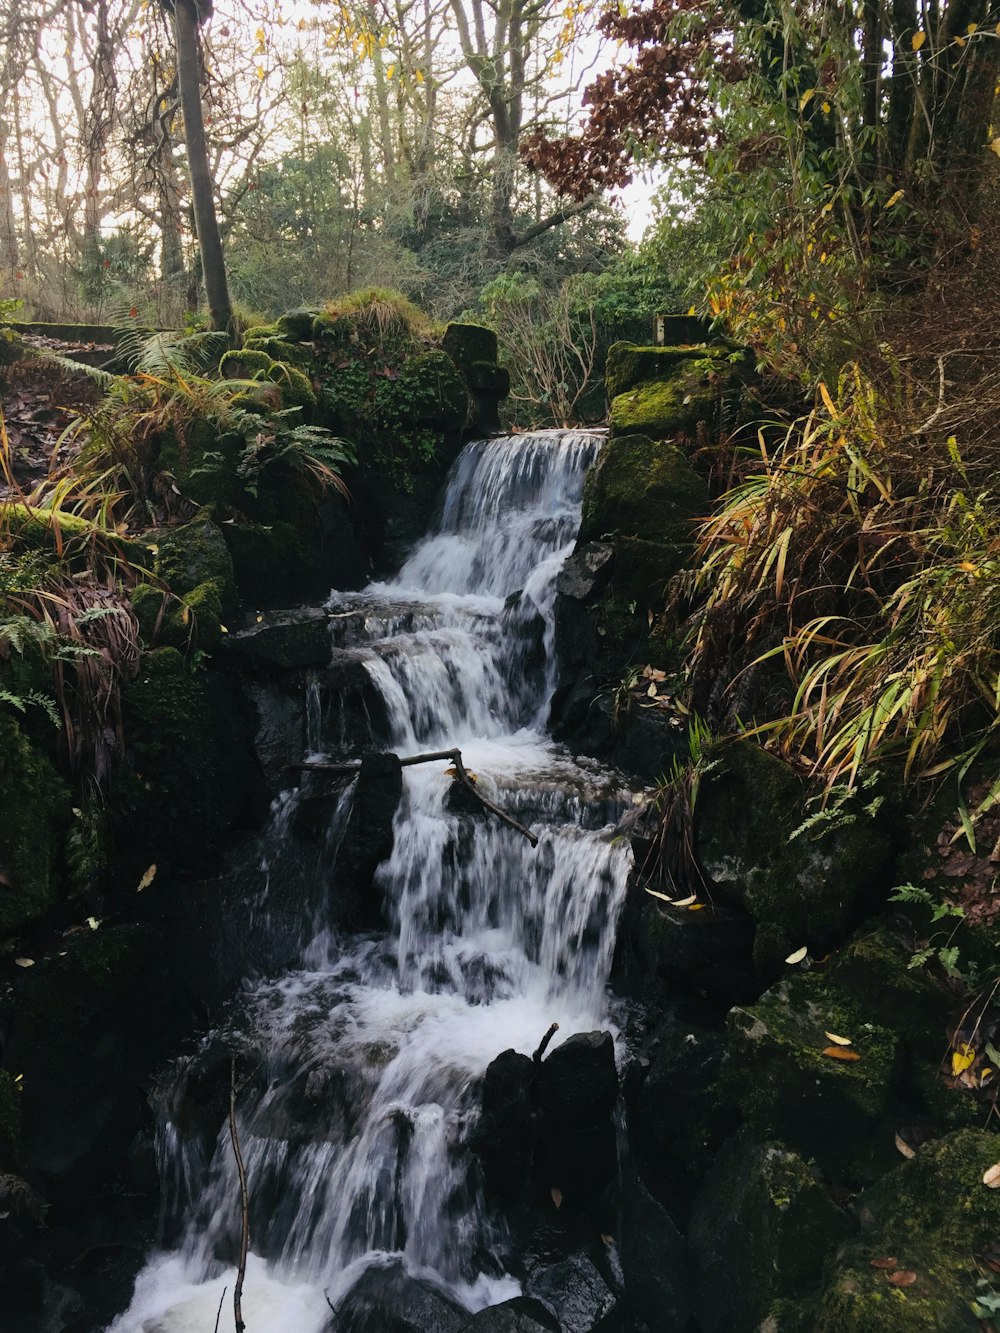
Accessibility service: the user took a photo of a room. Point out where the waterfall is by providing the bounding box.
[109,429,633,1333]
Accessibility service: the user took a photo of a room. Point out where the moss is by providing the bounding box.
[464,360,510,396]
[690,1130,854,1333]
[276,308,322,340]
[728,971,901,1165]
[0,714,70,933]
[220,347,275,380]
[609,364,725,441]
[605,340,716,400]
[442,322,499,370]
[4,504,143,567]
[147,512,237,608]
[579,432,707,546]
[220,519,309,610]
[696,742,893,942]
[242,336,315,371]
[606,535,693,609]
[112,647,260,875]
[0,325,27,367]
[0,1069,22,1169]
[814,1252,979,1331]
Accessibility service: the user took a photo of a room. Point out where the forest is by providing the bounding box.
[3,0,1000,1330]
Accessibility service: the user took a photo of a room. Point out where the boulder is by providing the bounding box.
[635,892,757,1003]
[727,971,901,1169]
[536,1032,619,1214]
[470,1049,536,1201]
[470,1297,558,1332]
[220,607,333,671]
[695,742,894,946]
[619,1181,690,1332]
[608,368,723,442]
[334,1260,471,1333]
[525,1252,621,1333]
[335,752,403,925]
[604,341,715,401]
[146,512,237,610]
[578,435,706,548]
[688,1130,854,1333]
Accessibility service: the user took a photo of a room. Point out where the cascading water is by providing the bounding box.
[110,429,636,1333]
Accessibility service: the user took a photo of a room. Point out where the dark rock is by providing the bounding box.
[696,742,894,946]
[471,1296,559,1332]
[555,543,615,603]
[538,1032,618,1130]
[525,1253,621,1333]
[471,1049,536,1200]
[604,341,716,401]
[633,1015,731,1192]
[220,607,333,670]
[634,888,758,1003]
[335,752,403,925]
[688,1130,854,1333]
[727,971,901,1170]
[334,1260,472,1333]
[146,511,238,611]
[0,713,70,934]
[620,1182,690,1333]
[578,436,706,548]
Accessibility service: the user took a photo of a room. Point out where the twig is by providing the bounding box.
[213,1286,228,1333]
[533,1023,559,1063]
[323,1289,336,1312]
[229,1059,249,1333]
[300,748,540,847]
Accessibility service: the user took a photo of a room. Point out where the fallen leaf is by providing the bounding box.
[86,916,100,931]
[894,1133,916,1159]
[137,864,157,892]
[982,1163,1000,1188]
[688,903,706,911]
[646,682,658,698]
[887,1270,918,1288]
[785,946,808,964]
[870,1256,899,1269]
[601,1233,615,1246]
[824,1031,852,1046]
[951,1042,976,1076]
[551,1186,562,1209]
[14,958,34,968]
[823,1046,861,1061]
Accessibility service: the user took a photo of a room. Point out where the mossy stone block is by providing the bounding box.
[0,714,70,933]
[605,340,714,401]
[465,360,510,396]
[276,308,322,341]
[579,433,707,546]
[696,742,893,943]
[689,1130,854,1333]
[728,971,901,1162]
[609,366,722,441]
[443,322,499,370]
[147,512,236,609]
[242,336,316,372]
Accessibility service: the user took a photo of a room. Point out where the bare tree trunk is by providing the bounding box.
[172,0,233,334]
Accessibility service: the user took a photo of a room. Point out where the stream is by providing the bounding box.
[109,428,639,1332]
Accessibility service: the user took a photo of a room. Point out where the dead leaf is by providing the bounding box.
[894,1133,916,1159]
[982,1163,1000,1188]
[646,682,658,698]
[824,1031,852,1045]
[137,864,157,892]
[601,1233,615,1246]
[13,958,34,968]
[951,1042,976,1076]
[870,1256,899,1269]
[822,1046,861,1061]
[785,945,808,964]
[887,1271,918,1288]
[551,1187,563,1209]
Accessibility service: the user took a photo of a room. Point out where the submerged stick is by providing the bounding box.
[300,747,539,847]
[229,1060,249,1333]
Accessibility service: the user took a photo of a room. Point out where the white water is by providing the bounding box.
[110,429,633,1332]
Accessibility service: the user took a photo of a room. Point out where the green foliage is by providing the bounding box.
[889,883,966,977]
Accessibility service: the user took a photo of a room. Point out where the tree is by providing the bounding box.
[164,0,232,333]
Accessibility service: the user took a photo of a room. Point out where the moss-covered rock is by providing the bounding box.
[688,1130,854,1332]
[696,742,893,944]
[728,970,901,1167]
[0,325,27,367]
[442,322,499,370]
[609,364,725,441]
[112,647,261,875]
[276,308,322,341]
[0,714,70,933]
[605,341,717,401]
[146,512,237,609]
[5,504,143,568]
[807,1130,1000,1331]
[380,350,468,433]
[219,347,275,380]
[579,433,707,546]
[242,335,316,372]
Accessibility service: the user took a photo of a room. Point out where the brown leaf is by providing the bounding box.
[870,1256,899,1270]
[887,1270,918,1288]
[822,1046,861,1061]
[894,1133,916,1160]
[982,1163,1000,1189]
[550,1186,562,1209]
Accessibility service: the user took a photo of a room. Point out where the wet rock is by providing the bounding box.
[695,742,894,946]
[728,971,901,1170]
[334,1260,472,1333]
[525,1252,621,1332]
[335,752,403,925]
[555,543,615,603]
[536,1033,619,1212]
[220,607,333,670]
[688,1130,854,1333]
[145,511,238,611]
[803,1129,1000,1331]
[633,1014,730,1192]
[578,435,706,548]
[620,1181,690,1332]
[470,1296,559,1331]
[0,713,71,933]
[634,889,757,1002]
[471,1049,536,1200]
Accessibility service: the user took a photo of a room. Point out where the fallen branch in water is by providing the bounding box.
[229,1060,249,1333]
[299,748,539,847]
